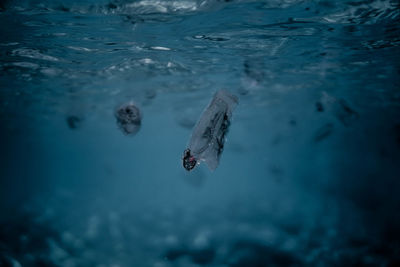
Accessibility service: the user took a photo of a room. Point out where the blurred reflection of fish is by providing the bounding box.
[183,90,238,171]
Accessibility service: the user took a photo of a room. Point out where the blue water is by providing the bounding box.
[1,0,400,266]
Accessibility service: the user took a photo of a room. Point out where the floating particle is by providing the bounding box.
[315,101,324,112]
[66,115,82,130]
[183,90,238,171]
[313,123,334,142]
[115,102,141,136]
[334,99,359,127]
[289,118,297,126]
[318,92,359,126]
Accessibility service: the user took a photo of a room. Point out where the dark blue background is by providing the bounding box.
[1,0,399,266]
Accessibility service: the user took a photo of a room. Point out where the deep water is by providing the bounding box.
[1,0,400,266]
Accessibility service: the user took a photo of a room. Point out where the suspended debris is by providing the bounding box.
[183,90,238,171]
[115,102,142,136]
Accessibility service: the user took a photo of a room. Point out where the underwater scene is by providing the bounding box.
[1,0,400,266]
